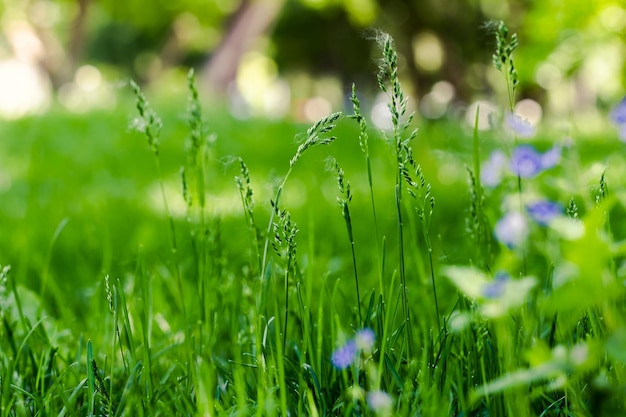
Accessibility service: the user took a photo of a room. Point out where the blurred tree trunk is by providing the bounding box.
[202,0,285,94]
[69,0,90,71]
[31,0,90,87]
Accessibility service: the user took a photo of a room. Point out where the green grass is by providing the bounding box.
[2,32,626,416]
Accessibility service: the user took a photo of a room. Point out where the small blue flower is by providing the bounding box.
[610,97,626,142]
[610,97,626,125]
[483,271,510,299]
[355,328,376,351]
[510,144,560,178]
[331,340,357,369]
[506,113,536,138]
[494,211,528,248]
[510,145,543,178]
[481,150,508,187]
[527,200,563,226]
[331,328,377,370]
[367,390,393,415]
[540,145,561,169]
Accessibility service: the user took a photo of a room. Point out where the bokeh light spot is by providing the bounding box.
[514,99,543,126]
[600,5,626,33]
[371,101,393,130]
[75,65,102,92]
[465,100,497,130]
[412,32,444,73]
[303,96,332,123]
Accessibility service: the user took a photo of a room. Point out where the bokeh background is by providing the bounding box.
[1,0,625,130]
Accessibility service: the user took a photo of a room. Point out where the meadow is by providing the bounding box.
[1,28,626,416]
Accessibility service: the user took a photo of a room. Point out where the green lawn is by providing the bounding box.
[2,47,626,415]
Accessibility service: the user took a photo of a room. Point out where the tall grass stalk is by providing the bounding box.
[468,106,491,269]
[258,112,340,309]
[271,208,299,351]
[38,217,69,318]
[491,20,518,114]
[236,158,261,274]
[184,69,222,348]
[491,21,527,274]
[406,161,440,330]
[377,33,416,355]
[130,80,187,321]
[349,85,385,297]
[330,158,362,326]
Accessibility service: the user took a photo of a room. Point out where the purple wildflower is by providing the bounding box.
[610,97,626,142]
[510,145,544,177]
[610,97,626,125]
[483,271,510,299]
[367,390,393,414]
[494,212,528,248]
[481,150,508,187]
[527,200,563,226]
[331,328,377,370]
[355,328,376,351]
[540,145,561,169]
[506,113,536,138]
[510,144,560,178]
[331,340,357,369]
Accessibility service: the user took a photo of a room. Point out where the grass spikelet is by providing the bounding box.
[489,20,519,111]
[376,31,417,355]
[129,80,162,156]
[185,68,212,216]
[236,157,261,274]
[290,112,341,168]
[329,157,362,327]
[596,169,608,204]
[260,111,341,311]
[567,197,579,219]
[0,265,10,333]
[272,207,299,351]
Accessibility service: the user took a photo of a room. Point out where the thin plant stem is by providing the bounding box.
[346,214,362,328]
[350,85,384,298]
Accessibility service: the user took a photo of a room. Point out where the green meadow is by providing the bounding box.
[1,31,626,416]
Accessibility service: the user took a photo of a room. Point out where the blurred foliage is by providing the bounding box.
[0,0,624,113]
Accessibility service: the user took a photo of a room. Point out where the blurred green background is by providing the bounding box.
[0,0,624,124]
[1,0,626,328]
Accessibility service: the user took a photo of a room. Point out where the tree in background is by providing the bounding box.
[0,0,623,120]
